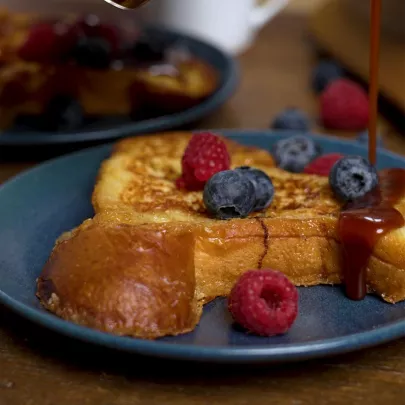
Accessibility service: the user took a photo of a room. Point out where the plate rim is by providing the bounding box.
[2,288,405,364]
[1,129,405,364]
[2,130,404,177]
[0,27,240,146]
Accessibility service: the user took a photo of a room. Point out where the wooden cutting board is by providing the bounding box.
[308,0,405,115]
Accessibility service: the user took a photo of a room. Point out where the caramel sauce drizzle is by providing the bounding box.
[338,0,405,300]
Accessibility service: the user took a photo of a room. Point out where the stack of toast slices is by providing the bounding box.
[36,132,405,339]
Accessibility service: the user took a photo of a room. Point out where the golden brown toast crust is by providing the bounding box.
[37,131,405,339]
[37,219,200,339]
[93,132,332,223]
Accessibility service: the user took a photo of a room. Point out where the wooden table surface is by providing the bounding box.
[1,13,405,405]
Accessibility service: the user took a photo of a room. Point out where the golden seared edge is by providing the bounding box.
[37,218,201,339]
[37,131,405,340]
[193,215,405,305]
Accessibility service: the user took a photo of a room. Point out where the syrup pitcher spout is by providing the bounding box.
[104,0,150,9]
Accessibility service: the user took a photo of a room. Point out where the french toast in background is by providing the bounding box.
[37,132,405,339]
[2,0,135,24]
[0,8,218,130]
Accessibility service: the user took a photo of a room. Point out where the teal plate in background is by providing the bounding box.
[0,27,239,147]
[1,130,405,364]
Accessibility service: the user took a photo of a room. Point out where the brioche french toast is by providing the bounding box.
[37,132,405,339]
[0,9,218,130]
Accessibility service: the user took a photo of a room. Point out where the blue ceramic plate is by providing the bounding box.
[1,130,405,364]
[0,27,239,147]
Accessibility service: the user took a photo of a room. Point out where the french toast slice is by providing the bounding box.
[37,131,405,339]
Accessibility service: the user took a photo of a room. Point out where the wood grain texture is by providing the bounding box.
[1,13,405,405]
[287,0,329,13]
[309,0,405,112]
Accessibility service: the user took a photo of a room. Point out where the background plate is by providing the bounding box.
[1,130,405,364]
[0,27,239,147]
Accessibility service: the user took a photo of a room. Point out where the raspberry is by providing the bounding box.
[18,22,61,63]
[228,270,299,337]
[303,153,344,176]
[177,132,231,191]
[320,79,369,131]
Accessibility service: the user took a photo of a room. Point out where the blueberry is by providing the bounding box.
[42,94,84,131]
[203,170,256,220]
[329,155,378,201]
[356,130,384,148]
[271,108,311,131]
[272,135,322,173]
[72,36,111,69]
[235,167,275,211]
[130,33,167,64]
[311,60,344,93]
